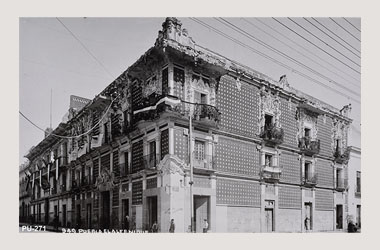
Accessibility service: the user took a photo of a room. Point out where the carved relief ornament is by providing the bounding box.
[257,87,281,134]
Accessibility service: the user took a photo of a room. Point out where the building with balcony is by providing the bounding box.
[20,17,353,233]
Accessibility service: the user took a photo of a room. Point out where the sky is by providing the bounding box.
[19,17,361,164]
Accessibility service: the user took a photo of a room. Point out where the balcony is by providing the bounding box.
[51,187,57,195]
[259,125,284,146]
[72,180,80,191]
[81,176,91,188]
[336,178,348,191]
[60,184,67,192]
[298,137,320,156]
[303,173,318,187]
[143,153,160,170]
[260,165,282,183]
[334,147,351,164]
[192,154,215,170]
[133,94,221,127]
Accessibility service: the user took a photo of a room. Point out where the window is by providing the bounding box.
[336,169,343,188]
[194,140,205,160]
[104,123,109,143]
[194,91,207,104]
[356,171,361,193]
[264,114,273,129]
[149,141,156,163]
[264,154,273,167]
[304,128,311,138]
[304,162,312,180]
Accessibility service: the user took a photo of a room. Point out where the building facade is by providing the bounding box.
[346,146,361,229]
[20,17,354,232]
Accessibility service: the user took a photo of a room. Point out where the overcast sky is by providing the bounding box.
[19,17,361,164]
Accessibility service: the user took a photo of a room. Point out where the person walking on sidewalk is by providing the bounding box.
[169,219,175,233]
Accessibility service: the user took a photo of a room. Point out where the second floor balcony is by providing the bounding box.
[334,147,351,164]
[336,178,348,191]
[192,154,215,170]
[260,165,282,183]
[119,162,131,177]
[143,153,160,170]
[298,137,320,156]
[302,173,318,187]
[259,125,284,146]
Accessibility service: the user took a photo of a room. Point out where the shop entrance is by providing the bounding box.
[101,191,110,229]
[194,196,209,233]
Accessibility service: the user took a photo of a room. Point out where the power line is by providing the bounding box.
[217,18,360,97]
[311,18,360,54]
[288,18,360,68]
[303,18,360,58]
[19,95,118,139]
[253,18,360,85]
[329,18,361,42]
[343,17,361,33]
[55,17,115,80]
[272,18,361,75]
[189,18,360,104]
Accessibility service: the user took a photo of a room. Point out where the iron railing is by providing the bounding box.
[259,125,284,145]
[120,162,130,177]
[260,165,282,182]
[334,147,351,164]
[299,137,320,156]
[192,154,215,170]
[143,153,160,170]
[303,173,318,186]
[336,178,348,191]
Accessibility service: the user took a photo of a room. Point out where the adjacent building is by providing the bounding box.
[20,17,355,232]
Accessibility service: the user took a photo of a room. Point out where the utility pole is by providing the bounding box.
[189,110,194,233]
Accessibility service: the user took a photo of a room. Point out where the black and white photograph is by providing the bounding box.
[18,16,362,234]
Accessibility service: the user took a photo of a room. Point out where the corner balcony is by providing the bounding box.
[298,137,320,156]
[260,165,282,183]
[334,147,351,164]
[143,153,160,170]
[302,173,318,187]
[259,125,284,146]
[133,94,221,128]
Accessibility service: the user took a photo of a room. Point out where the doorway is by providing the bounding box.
[122,199,130,230]
[76,204,81,229]
[304,202,312,230]
[44,199,49,225]
[147,196,158,231]
[101,191,110,229]
[356,205,361,228]
[87,203,92,229]
[62,204,67,227]
[336,205,343,229]
[194,196,209,233]
[265,208,274,232]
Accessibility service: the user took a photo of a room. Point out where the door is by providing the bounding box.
[87,203,92,229]
[44,199,49,225]
[194,196,209,233]
[265,208,274,232]
[62,205,67,227]
[147,196,158,231]
[304,202,312,230]
[356,205,361,228]
[76,204,81,228]
[122,199,130,229]
[336,205,343,229]
[101,191,110,229]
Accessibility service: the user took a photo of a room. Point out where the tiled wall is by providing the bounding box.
[215,137,260,176]
[315,189,334,211]
[174,128,189,163]
[278,185,301,209]
[317,115,333,158]
[146,177,157,189]
[280,151,301,184]
[316,158,334,188]
[280,98,298,147]
[132,140,143,173]
[216,178,260,207]
[132,181,143,205]
[160,129,169,159]
[216,76,259,138]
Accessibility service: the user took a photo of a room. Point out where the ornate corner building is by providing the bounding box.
[19,17,354,232]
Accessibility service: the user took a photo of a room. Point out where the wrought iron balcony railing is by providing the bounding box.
[192,154,215,170]
[143,153,160,170]
[298,137,320,156]
[260,165,282,182]
[259,125,284,145]
[334,147,351,164]
[303,173,318,187]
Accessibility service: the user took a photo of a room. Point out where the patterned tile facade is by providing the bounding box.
[280,99,298,147]
[316,158,334,188]
[280,151,300,184]
[132,140,143,173]
[215,137,260,176]
[317,115,333,158]
[146,177,157,189]
[174,128,189,163]
[216,76,259,138]
[315,189,334,211]
[132,181,143,205]
[160,129,169,159]
[216,178,260,207]
[278,185,301,209]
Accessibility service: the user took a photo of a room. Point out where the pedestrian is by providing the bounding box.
[169,219,175,233]
[151,221,158,233]
[124,215,130,231]
[203,219,209,233]
[304,217,309,231]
